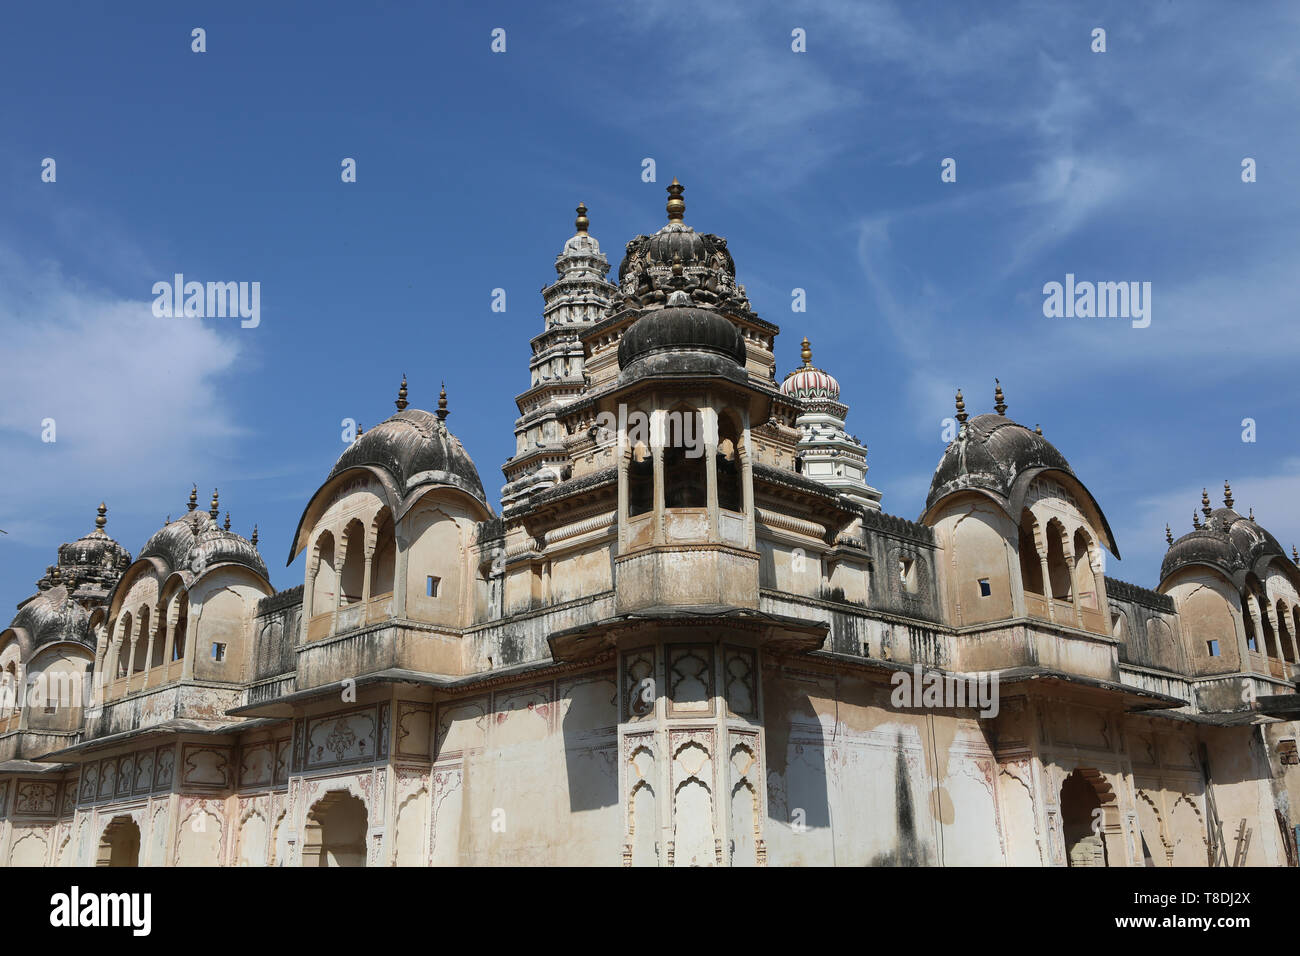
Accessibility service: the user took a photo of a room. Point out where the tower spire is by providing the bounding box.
[1166,523,1173,546]
[437,382,449,422]
[1223,480,1234,509]
[954,388,968,425]
[395,374,409,412]
[574,202,589,236]
[666,178,685,222]
[251,524,259,549]
[1201,488,1212,518]
[95,502,107,531]
[187,485,198,513]
[994,379,1007,416]
[1192,511,1201,530]
[210,489,220,520]
[801,337,813,367]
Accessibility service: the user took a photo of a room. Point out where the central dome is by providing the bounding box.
[927,412,1074,511]
[617,306,747,370]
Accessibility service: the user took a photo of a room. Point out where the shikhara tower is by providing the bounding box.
[2,182,1300,868]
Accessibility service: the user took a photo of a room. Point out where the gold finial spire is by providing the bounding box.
[209,489,220,520]
[1201,488,1212,517]
[1165,523,1173,546]
[994,378,1007,416]
[954,388,968,425]
[666,177,685,222]
[800,337,812,367]
[575,202,589,236]
[95,502,107,530]
[1034,424,1043,436]
[223,512,231,532]
[437,381,449,422]
[1192,511,1201,530]
[251,525,259,549]
[395,374,409,411]
[187,485,198,512]
[1223,480,1234,509]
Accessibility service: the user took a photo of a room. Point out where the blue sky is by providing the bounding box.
[2,0,1298,614]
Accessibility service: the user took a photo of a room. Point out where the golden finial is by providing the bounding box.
[800,337,812,367]
[1201,488,1212,517]
[1223,480,1234,509]
[666,177,685,222]
[1034,424,1043,436]
[437,381,449,422]
[210,489,219,520]
[954,388,968,425]
[95,502,107,530]
[187,484,198,512]
[1165,523,1173,546]
[1192,511,1201,530]
[251,525,259,549]
[223,512,231,532]
[994,378,1007,416]
[395,374,409,412]
[575,202,589,236]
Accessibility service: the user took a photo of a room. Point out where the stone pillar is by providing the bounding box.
[163,606,178,670]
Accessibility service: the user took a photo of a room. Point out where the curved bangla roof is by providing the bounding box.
[140,508,268,581]
[924,403,1120,557]
[287,383,490,565]
[5,586,93,654]
[1161,492,1292,586]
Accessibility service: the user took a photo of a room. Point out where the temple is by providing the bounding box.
[2,182,1299,867]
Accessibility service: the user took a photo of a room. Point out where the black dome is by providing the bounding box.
[926,414,1074,511]
[328,408,487,507]
[618,306,746,370]
[1162,508,1287,583]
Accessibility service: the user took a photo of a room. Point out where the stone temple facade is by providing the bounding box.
[3,182,1300,867]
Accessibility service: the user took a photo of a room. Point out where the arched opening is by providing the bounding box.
[338,518,366,607]
[310,532,337,617]
[1259,590,1277,659]
[1018,511,1044,595]
[628,441,653,517]
[1044,519,1073,603]
[716,412,743,513]
[115,612,133,677]
[1277,601,1296,663]
[370,508,396,599]
[1243,596,1258,652]
[1072,529,1099,609]
[96,815,140,867]
[132,606,151,672]
[302,790,367,867]
[663,407,706,509]
[1060,770,1110,867]
[150,606,166,669]
[172,592,189,661]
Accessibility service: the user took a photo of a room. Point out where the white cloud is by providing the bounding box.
[0,248,244,544]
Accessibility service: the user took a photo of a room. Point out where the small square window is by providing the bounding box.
[43,703,57,715]
[1280,739,1299,766]
[211,642,226,662]
[1206,640,1220,657]
[978,579,992,597]
[427,576,441,598]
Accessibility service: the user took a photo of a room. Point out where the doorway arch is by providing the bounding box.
[302,790,367,867]
[96,815,140,867]
[1060,768,1118,866]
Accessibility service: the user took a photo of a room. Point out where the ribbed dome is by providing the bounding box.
[618,306,747,370]
[1163,506,1287,582]
[140,510,267,580]
[927,413,1074,511]
[9,586,93,651]
[328,408,487,507]
[34,503,130,599]
[781,338,841,402]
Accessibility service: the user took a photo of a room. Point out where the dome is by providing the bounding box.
[140,504,267,580]
[781,338,841,402]
[327,406,488,508]
[926,413,1074,511]
[34,503,130,600]
[9,586,92,651]
[1162,493,1288,583]
[613,179,752,316]
[617,306,747,371]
